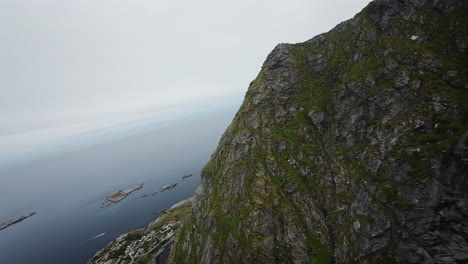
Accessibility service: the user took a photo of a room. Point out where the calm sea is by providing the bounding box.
[0,106,237,264]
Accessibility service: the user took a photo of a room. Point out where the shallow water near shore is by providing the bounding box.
[0,107,236,264]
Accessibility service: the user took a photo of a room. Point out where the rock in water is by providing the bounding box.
[169,0,468,263]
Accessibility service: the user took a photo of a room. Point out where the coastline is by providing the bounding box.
[88,197,193,264]
[146,197,194,232]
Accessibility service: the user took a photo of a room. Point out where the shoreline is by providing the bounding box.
[88,197,193,264]
[146,197,193,232]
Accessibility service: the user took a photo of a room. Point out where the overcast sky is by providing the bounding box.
[0,0,371,136]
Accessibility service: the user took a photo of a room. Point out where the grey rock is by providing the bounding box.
[455,34,468,53]
[394,69,410,88]
[168,1,468,263]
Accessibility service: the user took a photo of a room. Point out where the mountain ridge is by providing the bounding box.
[169,0,468,263]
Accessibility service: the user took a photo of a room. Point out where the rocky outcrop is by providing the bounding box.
[169,0,468,263]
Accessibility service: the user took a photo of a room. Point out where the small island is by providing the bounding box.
[0,212,36,231]
[182,173,193,179]
[160,183,177,192]
[106,183,144,203]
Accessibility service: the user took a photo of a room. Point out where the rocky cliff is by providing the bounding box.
[169,0,468,263]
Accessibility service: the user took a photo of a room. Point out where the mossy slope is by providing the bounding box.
[169,1,468,263]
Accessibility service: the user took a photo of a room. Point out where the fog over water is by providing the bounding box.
[0,103,239,264]
[0,96,241,169]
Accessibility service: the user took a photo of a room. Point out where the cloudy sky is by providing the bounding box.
[0,0,371,147]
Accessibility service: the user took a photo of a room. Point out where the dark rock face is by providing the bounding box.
[169,0,468,263]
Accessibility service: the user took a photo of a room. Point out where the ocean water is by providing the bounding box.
[0,107,237,264]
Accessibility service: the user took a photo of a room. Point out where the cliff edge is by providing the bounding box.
[169,0,468,263]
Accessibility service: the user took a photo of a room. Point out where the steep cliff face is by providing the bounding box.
[169,0,468,263]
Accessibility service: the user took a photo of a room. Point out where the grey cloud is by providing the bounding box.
[0,0,371,134]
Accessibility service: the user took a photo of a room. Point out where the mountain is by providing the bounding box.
[168,0,468,263]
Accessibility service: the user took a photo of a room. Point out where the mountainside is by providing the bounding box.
[169,0,468,263]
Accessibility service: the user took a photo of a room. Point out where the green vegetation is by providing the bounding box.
[201,160,216,176]
[150,201,192,231]
[169,2,468,263]
[108,245,128,259]
[125,230,143,241]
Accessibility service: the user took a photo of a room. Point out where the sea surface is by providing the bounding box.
[0,106,237,264]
